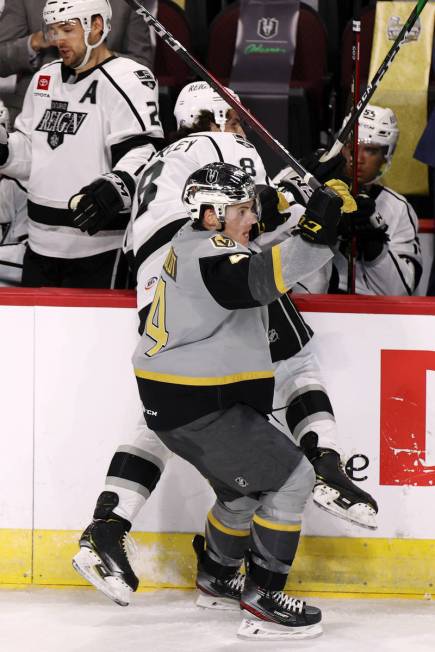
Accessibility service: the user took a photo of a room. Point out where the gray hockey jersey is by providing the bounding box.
[133,221,333,430]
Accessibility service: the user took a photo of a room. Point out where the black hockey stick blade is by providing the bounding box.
[121,0,321,191]
[321,0,429,162]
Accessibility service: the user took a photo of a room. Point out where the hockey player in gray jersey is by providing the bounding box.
[0,0,164,288]
[131,161,353,640]
[276,105,422,295]
[72,82,377,610]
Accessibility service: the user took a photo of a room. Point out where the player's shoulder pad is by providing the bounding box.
[102,57,157,91]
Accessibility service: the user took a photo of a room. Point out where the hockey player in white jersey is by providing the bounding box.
[0,102,28,286]
[72,82,377,608]
[276,105,422,295]
[0,0,164,288]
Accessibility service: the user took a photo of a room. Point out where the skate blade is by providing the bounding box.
[196,592,240,611]
[72,547,133,607]
[237,617,322,640]
[313,485,378,530]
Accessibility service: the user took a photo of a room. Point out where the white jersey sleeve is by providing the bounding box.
[1,86,34,181]
[0,177,28,241]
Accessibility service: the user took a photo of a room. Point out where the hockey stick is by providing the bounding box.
[120,0,321,191]
[321,0,429,162]
[347,0,362,294]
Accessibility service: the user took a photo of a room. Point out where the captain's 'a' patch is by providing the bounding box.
[134,70,156,90]
[210,234,237,249]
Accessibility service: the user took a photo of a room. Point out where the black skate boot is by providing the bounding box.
[301,432,378,529]
[72,492,139,606]
[193,534,244,611]
[238,556,322,640]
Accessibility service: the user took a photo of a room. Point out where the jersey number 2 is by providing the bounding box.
[145,279,168,357]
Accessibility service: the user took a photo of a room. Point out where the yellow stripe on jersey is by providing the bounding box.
[134,368,274,385]
[253,513,301,532]
[271,245,288,295]
[207,511,249,537]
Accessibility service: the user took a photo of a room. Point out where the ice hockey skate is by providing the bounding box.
[72,515,139,607]
[238,575,322,641]
[193,534,245,610]
[301,432,378,529]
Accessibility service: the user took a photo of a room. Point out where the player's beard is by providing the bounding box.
[59,45,87,69]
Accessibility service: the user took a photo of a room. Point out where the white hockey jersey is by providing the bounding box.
[132,131,270,312]
[0,56,163,259]
[0,176,27,285]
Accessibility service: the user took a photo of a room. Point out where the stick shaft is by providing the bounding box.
[121,0,321,190]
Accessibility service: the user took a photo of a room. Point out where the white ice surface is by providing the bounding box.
[0,587,434,652]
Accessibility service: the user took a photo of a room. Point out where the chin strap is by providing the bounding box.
[73,27,108,70]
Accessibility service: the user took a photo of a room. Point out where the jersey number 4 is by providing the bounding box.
[145,279,168,357]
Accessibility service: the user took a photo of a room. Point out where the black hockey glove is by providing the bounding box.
[339,193,389,261]
[68,171,135,236]
[250,186,289,239]
[0,124,9,166]
[299,148,349,184]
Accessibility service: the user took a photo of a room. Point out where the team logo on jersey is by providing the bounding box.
[257,17,279,40]
[163,247,178,280]
[210,234,237,249]
[36,100,87,150]
[37,75,51,92]
[134,70,156,90]
[235,476,248,488]
[144,276,158,291]
[268,328,279,344]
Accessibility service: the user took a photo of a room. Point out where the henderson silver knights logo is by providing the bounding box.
[257,17,279,40]
[36,100,87,150]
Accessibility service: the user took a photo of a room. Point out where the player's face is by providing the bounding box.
[342,143,385,185]
[224,110,246,136]
[46,19,88,67]
[223,199,258,246]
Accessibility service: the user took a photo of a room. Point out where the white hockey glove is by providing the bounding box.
[0,124,9,167]
[68,171,135,236]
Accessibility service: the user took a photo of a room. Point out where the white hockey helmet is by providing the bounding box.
[342,104,399,178]
[43,0,112,69]
[174,81,240,132]
[0,100,10,132]
[182,162,258,223]
[357,104,399,165]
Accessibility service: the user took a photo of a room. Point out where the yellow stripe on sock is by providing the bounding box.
[207,511,249,537]
[253,514,301,532]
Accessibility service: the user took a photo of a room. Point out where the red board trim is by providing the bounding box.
[0,289,435,315]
